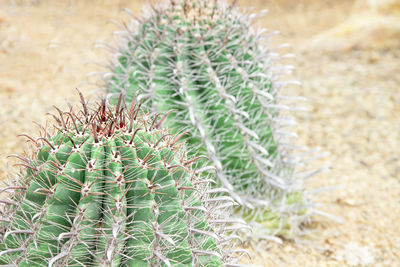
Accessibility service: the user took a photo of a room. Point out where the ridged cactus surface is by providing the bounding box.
[0,93,241,266]
[106,0,311,237]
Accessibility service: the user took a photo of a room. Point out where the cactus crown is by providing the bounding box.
[104,0,318,238]
[0,92,244,266]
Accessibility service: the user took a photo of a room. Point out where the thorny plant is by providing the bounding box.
[93,0,329,241]
[0,91,249,266]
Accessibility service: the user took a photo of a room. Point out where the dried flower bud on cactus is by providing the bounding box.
[103,0,324,239]
[0,92,246,266]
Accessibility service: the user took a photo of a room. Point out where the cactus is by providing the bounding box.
[103,0,320,239]
[0,92,245,266]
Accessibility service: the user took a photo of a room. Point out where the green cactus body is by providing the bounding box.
[0,94,242,266]
[106,0,311,238]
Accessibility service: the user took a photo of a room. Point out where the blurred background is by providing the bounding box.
[0,0,399,266]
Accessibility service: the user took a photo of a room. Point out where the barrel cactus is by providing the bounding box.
[0,92,245,266]
[103,0,319,239]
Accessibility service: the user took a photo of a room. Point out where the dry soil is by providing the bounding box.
[0,0,399,266]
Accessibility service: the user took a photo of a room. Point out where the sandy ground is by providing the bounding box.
[0,0,399,266]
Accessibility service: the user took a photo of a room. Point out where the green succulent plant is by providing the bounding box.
[104,0,319,239]
[0,92,245,266]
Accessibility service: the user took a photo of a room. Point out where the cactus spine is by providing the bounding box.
[0,92,244,266]
[105,0,315,238]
